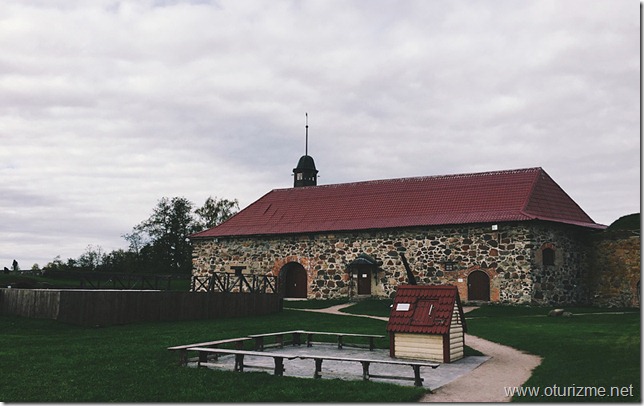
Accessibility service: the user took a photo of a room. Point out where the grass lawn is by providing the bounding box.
[335,299,641,402]
[283,297,350,309]
[466,306,640,402]
[0,309,422,402]
[0,299,639,402]
[0,273,192,291]
[340,298,394,317]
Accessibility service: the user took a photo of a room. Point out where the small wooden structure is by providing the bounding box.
[387,285,466,363]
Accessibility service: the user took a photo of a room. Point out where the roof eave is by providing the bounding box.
[187,215,539,239]
[519,212,607,230]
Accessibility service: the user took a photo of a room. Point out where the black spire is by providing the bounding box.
[293,113,318,187]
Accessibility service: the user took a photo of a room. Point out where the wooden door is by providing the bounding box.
[357,268,372,295]
[410,299,439,326]
[284,264,307,298]
[468,270,490,301]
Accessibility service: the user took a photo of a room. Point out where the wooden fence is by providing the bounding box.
[191,272,279,294]
[0,288,283,326]
[42,270,189,290]
[78,273,179,290]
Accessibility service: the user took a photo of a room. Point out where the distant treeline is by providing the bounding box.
[40,196,238,276]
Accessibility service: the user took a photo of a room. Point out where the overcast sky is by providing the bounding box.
[1,0,640,269]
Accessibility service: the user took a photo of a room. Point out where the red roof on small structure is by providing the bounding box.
[191,167,604,239]
[387,285,465,335]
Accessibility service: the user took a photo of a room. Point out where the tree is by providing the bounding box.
[122,231,146,255]
[194,196,239,230]
[42,256,67,274]
[102,249,138,274]
[134,197,198,274]
[78,245,105,271]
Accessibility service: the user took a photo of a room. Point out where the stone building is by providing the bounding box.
[585,214,640,308]
[190,156,606,305]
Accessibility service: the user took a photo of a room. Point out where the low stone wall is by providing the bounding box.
[586,232,640,307]
[0,289,283,326]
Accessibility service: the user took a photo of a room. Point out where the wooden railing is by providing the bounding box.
[191,272,279,294]
[42,270,189,290]
[79,273,179,290]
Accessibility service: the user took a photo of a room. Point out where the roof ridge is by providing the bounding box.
[271,167,544,192]
[519,168,601,227]
[519,167,545,217]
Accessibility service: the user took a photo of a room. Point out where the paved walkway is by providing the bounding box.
[422,334,541,402]
[288,301,542,402]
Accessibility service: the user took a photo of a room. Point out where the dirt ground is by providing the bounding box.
[296,302,542,403]
[421,333,541,402]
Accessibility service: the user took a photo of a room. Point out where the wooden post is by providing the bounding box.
[314,358,323,379]
[178,349,188,366]
[273,357,284,376]
[254,336,264,351]
[198,351,208,364]
[361,361,370,381]
[412,365,423,387]
[293,332,301,346]
[234,354,245,372]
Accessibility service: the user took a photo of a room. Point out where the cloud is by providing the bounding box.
[0,0,638,268]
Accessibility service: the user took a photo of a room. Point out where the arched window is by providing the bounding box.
[542,248,555,266]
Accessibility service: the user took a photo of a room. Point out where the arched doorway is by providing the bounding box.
[281,262,308,298]
[356,266,372,295]
[346,253,382,297]
[468,270,490,301]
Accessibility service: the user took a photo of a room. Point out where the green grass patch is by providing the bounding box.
[467,310,640,402]
[0,273,192,291]
[0,274,79,289]
[0,310,425,402]
[340,298,393,317]
[466,304,639,318]
[282,298,350,309]
[1,299,639,402]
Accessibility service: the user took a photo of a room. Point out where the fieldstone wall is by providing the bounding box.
[585,231,640,307]
[192,221,594,305]
[527,223,593,305]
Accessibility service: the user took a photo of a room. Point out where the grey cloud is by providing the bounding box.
[0,0,638,268]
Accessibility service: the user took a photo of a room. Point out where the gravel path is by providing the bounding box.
[421,334,541,402]
[289,301,542,402]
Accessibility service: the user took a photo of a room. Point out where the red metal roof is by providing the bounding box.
[386,285,465,335]
[191,167,604,239]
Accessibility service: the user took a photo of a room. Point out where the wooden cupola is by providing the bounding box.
[293,154,318,187]
[293,113,318,187]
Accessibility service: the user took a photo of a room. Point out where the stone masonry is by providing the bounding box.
[192,221,595,305]
[585,231,640,308]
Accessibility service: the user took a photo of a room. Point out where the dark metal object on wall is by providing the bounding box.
[399,252,417,285]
